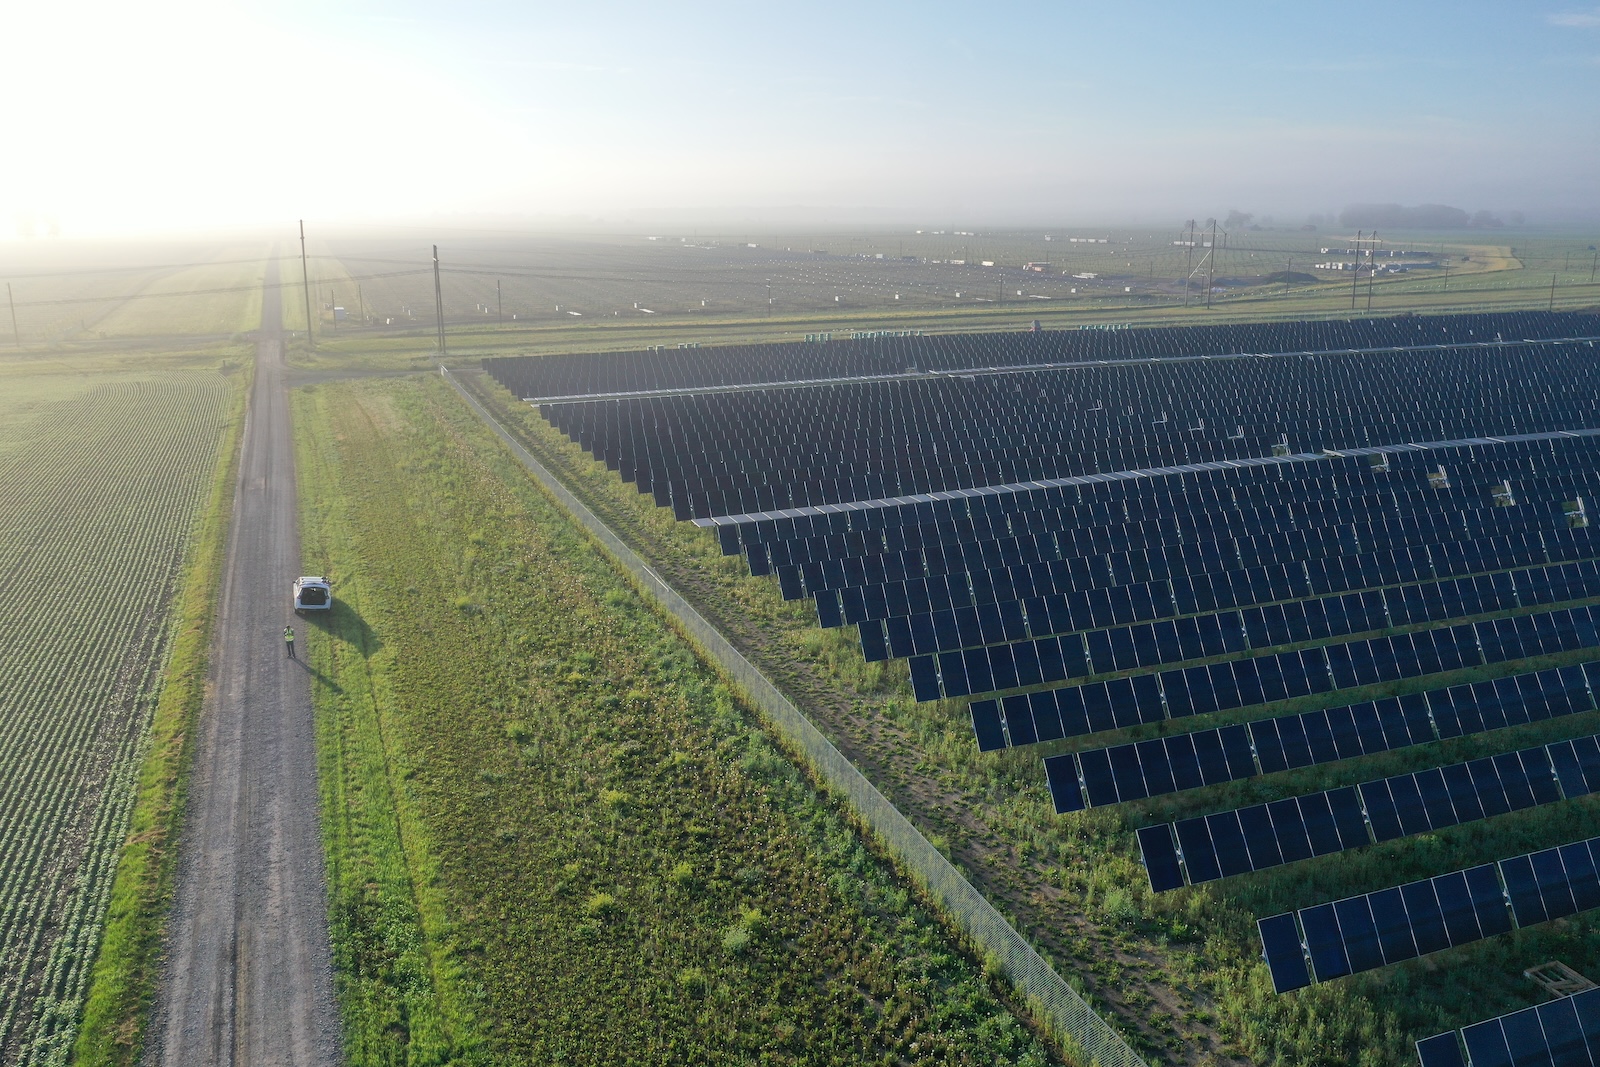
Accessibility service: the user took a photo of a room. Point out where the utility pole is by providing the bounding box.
[1205,219,1217,309]
[358,284,364,326]
[1183,219,1195,307]
[7,283,18,347]
[1367,231,1377,313]
[1592,251,1597,283]
[299,220,315,348]
[1551,272,1558,312]
[432,245,446,355]
[765,279,771,316]
[496,279,502,324]
[329,287,336,331]
[1444,263,1450,292]
[1351,230,1362,311]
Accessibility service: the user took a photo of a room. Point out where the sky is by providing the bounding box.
[3,0,1598,237]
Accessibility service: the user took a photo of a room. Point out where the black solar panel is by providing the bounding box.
[1042,664,1594,814]
[1139,735,1587,895]
[1259,837,1600,994]
[1436,989,1600,1067]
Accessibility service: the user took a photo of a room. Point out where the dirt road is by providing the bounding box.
[146,268,341,1066]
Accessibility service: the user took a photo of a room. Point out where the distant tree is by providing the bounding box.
[1509,210,1526,226]
[1470,210,1504,229]
[1224,210,1253,230]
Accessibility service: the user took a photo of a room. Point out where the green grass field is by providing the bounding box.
[291,374,1056,1065]
[0,349,245,1067]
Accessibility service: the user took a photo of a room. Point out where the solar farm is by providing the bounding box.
[489,309,1600,1066]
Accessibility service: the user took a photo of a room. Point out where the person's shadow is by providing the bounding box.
[292,599,384,693]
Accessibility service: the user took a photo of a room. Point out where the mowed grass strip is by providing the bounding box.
[292,375,1053,1066]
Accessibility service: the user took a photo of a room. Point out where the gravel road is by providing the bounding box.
[145,269,341,1066]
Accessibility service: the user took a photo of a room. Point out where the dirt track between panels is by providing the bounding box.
[145,268,341,1067]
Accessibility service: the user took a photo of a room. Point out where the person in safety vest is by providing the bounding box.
[284,625,296,659]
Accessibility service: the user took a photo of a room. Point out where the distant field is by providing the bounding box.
[255,226,1599,369]
[0,351,244,1065]
[0,244,267,343]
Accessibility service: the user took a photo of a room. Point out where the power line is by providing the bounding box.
[7,269,429,309]
[0,254,350,281]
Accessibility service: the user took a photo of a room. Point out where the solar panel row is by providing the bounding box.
[758,475,1577,582]
[722,431,1600,557]
[487,310,1600,400]
[1040,663,1594,813]
[1138,731,1600,892]
[837,510,1586,654]
[922,599,1599,714]
[542,341,1600,520]
[900,558,1597,689]
[1258,834,1600,994]
[1417,988,1600,1067]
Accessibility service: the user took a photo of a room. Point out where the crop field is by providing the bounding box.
[291,374,1055,1065]
[0,244,267,343]
[464,308,1600,1066]
[0,352,244,1066]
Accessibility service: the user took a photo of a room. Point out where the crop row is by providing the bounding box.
[0,371,236,1065]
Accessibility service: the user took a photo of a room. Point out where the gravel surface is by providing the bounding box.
[145,270,341,1067]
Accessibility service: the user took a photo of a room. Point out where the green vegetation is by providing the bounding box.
[72,360,249,1067]
[3,250,267,344]
[460,367,1600,1066]
[292,375,1053,1065]
[0,352,246,1067]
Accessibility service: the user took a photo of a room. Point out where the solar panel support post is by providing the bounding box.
[7,282,17,347]
[299,219,315,350]
[432,244,447,356]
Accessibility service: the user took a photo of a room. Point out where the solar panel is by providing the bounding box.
[1140,734,1593,890]
[1257,837,1600,994]
[1415,1032,1467,1067]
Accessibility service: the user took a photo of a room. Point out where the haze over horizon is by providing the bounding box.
[5,0,1599,240]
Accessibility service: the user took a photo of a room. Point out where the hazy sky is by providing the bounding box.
[5,0,1598,237]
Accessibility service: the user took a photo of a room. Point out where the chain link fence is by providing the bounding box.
[445,366,1147,1067]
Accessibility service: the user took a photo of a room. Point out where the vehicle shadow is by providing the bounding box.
[293,599,385,692]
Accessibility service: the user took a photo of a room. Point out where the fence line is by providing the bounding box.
[442,365,1147,1067]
